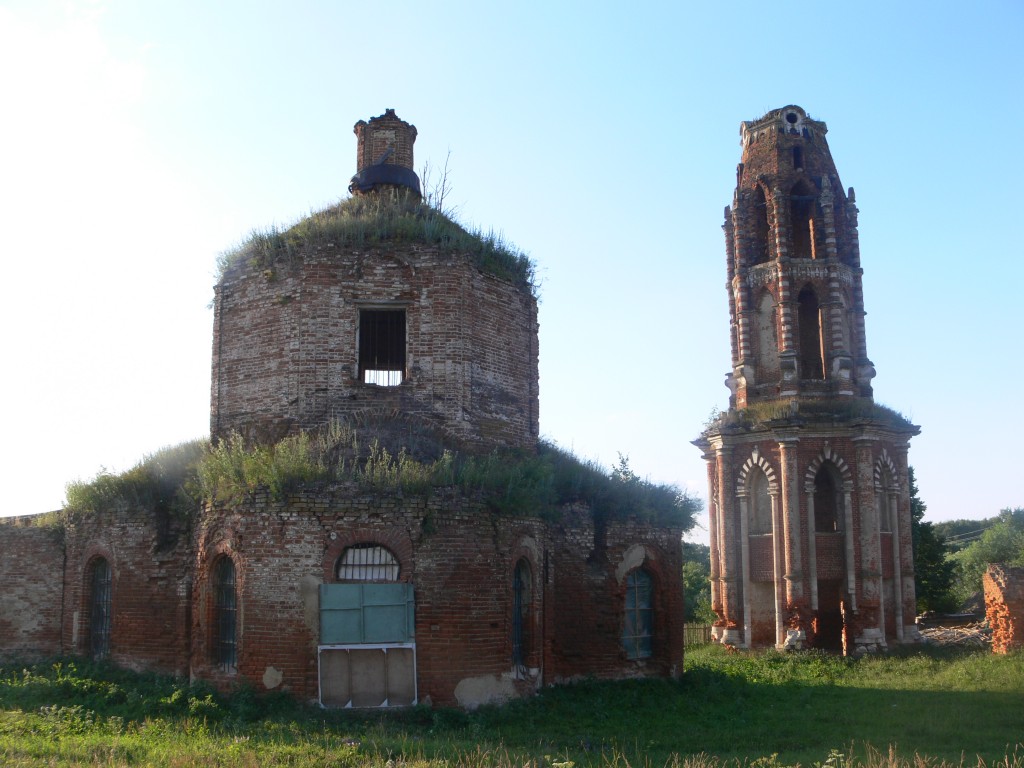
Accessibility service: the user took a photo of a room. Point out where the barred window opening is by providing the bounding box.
[359,309,406,386]
[89,558,112,660]
[623,569,653,660]
[512,559,532,671]
[214,557,237,670]
[337,544,400,582]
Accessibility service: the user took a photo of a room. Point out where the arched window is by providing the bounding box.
[876,489,891,533]
[755,291,780,382]
[89,557,112,660]
[790,181,816,259]
[213,557,237,670]
[876,465,895,533]
[751,186,770,265]
[814,466,842,533]
[512,559,532,671]
[623,569,653,660]
[798,285,825,380]
[749,469,772,535]
[337,544,400,582]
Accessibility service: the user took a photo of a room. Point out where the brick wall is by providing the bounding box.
[61,504,193,676]
[0,516,64,660]
[984,564,1024,654]
[211,244,539,451]
[700,428,916,649]
[188,488,683,707]
[354,110,416,174]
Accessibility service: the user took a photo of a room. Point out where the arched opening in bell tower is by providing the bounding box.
[797,285,825,380]
[751,186,770,265]
[755,291,780,384]
[813,465,841,533]
[812,462,846,651]
[790,181,816,260]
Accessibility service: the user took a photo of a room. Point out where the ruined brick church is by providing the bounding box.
[694,106,920,653]
[1,106,923,708]
[1,110,687,708]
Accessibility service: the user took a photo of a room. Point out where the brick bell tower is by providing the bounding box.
[694,106,921,653]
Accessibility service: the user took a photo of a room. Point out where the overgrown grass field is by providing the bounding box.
[1,645,1021,767]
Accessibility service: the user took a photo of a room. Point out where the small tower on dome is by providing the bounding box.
[348,109,422,199]
[695,106,920,656]
[211,109,538,452]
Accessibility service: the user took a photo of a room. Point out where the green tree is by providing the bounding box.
[909,467,957,613]
[682,541,714,623]
[950,507,1024,606]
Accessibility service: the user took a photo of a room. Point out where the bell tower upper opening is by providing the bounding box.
[723,106,875,408]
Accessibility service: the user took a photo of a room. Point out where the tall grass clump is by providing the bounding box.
[217,191,536,294]
[195,426,698,529]
[55,425,697,532]
[64,439,208,520]
[710,398,915,432]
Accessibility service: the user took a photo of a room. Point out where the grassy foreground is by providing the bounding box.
[1,645,1022,767]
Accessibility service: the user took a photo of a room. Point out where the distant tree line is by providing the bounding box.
[906,467,1021,614]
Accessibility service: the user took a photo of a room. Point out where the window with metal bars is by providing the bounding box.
[337,544,400,582]
[359,309,406,386]
[512,559,532,672]
[89,558,112,660]
[622,569,653,660]
[214,557,237,670]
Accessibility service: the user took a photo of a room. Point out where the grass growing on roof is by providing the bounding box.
[705,398,915,433]
[59,429,698,530]
[217,190,536,293]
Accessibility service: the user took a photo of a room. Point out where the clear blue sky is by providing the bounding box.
[1,1,1021,538]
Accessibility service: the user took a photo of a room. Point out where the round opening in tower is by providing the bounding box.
[786,112,799,124]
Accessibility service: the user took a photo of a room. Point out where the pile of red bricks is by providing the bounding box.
[984,563,1024,653]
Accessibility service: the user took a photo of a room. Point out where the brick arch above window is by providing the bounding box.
[735,446,779,496]
[82,546,116,576]
[803,444,853,487]
[614,541,674,588]
[873,449,899,492]
[322,527,414,583]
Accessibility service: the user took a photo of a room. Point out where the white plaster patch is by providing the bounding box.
[615,544,647,584]
[453,674,516,710]
[262,666,283,690]
[299,575,321,633]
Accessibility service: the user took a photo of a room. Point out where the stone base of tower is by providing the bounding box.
[695,400,919,657]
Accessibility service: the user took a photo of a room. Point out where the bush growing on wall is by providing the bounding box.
[61,429,700,532]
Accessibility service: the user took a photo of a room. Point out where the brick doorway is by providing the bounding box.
[814,580,844,651]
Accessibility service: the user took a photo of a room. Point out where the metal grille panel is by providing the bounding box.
[623,569,653,660]
[337,545,400,582]
[90,558,111,660]
[214,557,237,670]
